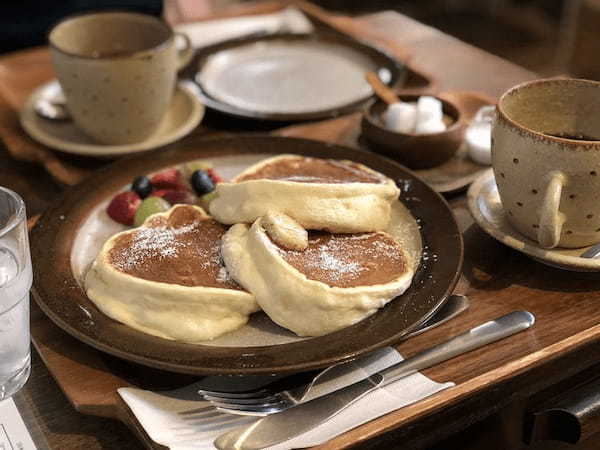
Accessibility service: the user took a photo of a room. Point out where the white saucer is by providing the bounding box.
[20,80,205,158]
[468,168,600,272]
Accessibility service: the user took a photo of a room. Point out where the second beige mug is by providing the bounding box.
[493,78,600,249]
[49,11,193,145]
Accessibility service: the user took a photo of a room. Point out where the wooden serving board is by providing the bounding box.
[13,5,554,450]
[30,303,167,450]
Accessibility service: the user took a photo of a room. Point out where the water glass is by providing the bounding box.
[0,187,32,400]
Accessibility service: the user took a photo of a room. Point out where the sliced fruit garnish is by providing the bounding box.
[107,191,141,226]
[181,161,214,179]
[151,189,196,205]
[132,175,152,199]
[191,170,215,195]
[262,212,308,251]
[198,191,218,210]
[134,196,170,227]
[207,168,223,184]
[150,168,187,191]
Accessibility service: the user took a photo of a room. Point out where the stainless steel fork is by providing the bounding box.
[198,294,469,415]
[209,309,534,426]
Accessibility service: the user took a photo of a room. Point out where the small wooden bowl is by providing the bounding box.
[361,95,466,169]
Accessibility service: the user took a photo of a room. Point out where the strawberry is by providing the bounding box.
[150,168,187,191]
[107,191,141,226]
[207,168,223,184]
[151,189,196,205]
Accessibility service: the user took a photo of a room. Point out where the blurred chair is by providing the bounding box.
[0,0,162,54]
[568,0,600,79]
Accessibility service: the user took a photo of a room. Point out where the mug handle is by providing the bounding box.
[174,32,194,71]
[537,170,567,248]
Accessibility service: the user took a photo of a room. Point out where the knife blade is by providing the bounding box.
[298,293,470,403]
[199,293,469,407]
[214,310,535,450]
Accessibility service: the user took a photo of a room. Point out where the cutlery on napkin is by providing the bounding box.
[215,311,535,450]
[118,295,471,449]
[119,347,453,450]
[197,293,469,407]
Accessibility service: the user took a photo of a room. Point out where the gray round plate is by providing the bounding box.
[185,33,406,122]
[20,81,205,158]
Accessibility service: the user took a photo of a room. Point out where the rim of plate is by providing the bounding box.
[19,80,204,157]
[467,168,600,272]
[31,136,463,375]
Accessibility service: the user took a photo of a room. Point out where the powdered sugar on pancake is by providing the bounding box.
[107,207,241,290]
[274,231,407,288]
[111,225,189,272]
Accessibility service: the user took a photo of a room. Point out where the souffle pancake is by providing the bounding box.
[85,204,258,342]
[209,155,400,233]
[221,213,414,337]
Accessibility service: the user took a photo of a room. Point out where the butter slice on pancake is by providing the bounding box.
[221,216,414,337]
[85,205,258,342]
[209,155,400,233]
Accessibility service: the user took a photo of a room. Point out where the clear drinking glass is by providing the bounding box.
[0,187,32,400]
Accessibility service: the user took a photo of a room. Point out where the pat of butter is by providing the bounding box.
[262,212,308,251]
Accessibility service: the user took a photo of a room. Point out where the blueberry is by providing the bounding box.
[132,175,152,199]
[191,170,215,195]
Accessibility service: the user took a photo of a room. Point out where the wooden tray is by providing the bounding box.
[18,5,587,450]
[31,303,168,450]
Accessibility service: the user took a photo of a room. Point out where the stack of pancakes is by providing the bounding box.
[85,155,416,342]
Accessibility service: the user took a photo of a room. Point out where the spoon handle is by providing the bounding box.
[366,72,399,105]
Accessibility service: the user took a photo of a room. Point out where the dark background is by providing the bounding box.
[0,0,596,78]
[0,0,162,53]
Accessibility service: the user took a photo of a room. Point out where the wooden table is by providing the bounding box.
[4,9,600,450]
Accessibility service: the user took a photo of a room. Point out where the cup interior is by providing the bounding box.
[0,187,25,237]
[49,12,172,58]
[499,78,600,141]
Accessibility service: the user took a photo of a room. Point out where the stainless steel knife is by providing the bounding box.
[214,310,535,450]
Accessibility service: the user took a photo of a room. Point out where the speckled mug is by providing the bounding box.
[49,12,193,145]
[493,78,600,249]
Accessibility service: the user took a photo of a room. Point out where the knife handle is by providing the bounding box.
[380,311,535,386]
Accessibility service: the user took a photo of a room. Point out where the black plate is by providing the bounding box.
[182,33,406,122]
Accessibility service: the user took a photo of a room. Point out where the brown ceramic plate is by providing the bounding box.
[183,33,406,122]
[30,136,462,375]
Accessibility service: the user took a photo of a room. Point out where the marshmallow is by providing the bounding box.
[415,118,447,135]
[383,102,417,134]
[383,96,447,135]
[416,96,444,123]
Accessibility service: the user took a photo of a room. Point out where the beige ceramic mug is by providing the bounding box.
[49,11,193,145]
[493,78,600,249]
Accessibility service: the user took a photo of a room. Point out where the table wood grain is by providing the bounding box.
[1,9,565,450]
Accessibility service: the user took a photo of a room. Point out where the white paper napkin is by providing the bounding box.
[119,347,453,450]
[0,398,38,450]
[174,7,314,49]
